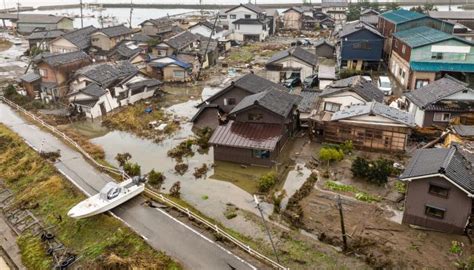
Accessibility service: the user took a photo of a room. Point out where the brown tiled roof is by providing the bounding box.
[209,121,282,151]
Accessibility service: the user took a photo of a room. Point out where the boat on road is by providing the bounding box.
[68,176,146,219]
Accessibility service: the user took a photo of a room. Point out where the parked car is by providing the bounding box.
[303,74,319,88]
[283,77,301,88]
[12,38,22,45]
[362,76,372,83]
[377,76,392,95]
[230,40,241,47]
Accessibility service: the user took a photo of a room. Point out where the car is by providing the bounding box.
[291,38,312,47]
[362,76,372,83]
[303,74,319,88]
[230,40,241,47]
[377,76,392,95]
[283,77,301,88]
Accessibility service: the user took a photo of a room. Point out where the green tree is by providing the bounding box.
[319,147,344,166]
[123,162,141,177]
[115,152,131,167]
[148,169,165,189]
[351,156,370,178]
[257,172,277,193]
[367,159,393,184]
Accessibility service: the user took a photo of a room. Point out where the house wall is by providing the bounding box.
[189,25,224,39]
[315,44,335,59]
[234,106,285,125]
[389,51,411,88]
[422,110,468,128]
[49,38,79,53]
[57,18,74,30]
[283,10,302,30]
[209,86,252,113]
[411,39,474,63]
[69,91,118,119]
[408,71,436,91]
[233,23,267,41]
[340,29,383,62]
[17,19,72,34]
[319,92,367,113]
[213,145,278,167]
[226,6,259,31]
[378,18,396,55]
[408,103,426,127]
[403,176,472,233]
[193,108,220,130]
[37,63,67,87]
[270,56,316,81]
[162,65,191,82]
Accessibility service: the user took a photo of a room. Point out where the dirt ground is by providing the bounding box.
[301,190,473,269]
[0,39,12,52]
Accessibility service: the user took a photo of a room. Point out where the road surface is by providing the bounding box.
[0,102,258,270]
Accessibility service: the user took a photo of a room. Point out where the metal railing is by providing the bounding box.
[1,96,289,270]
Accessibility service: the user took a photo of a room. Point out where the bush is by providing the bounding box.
[257,172,277,193]
[148,169,165,189]
[115,152,131,167]
[169,181,181,198]
[351,157,393,185]
[4,84,16,96]
[319,147,344,166]
[123,162,141,177]
[194,127,213,150]
[351,156,370,178]
[174,163,188,175]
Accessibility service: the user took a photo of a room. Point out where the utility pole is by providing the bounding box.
[129,0,133,29]
[336,195,348,251]
[254,195,280,264]
[80,0,83,28]
[196,12,219,81]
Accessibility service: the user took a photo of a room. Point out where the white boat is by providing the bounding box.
[67,176,146,219]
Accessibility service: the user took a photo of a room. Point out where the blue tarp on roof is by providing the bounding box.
[148,56,192,69]
[380,9,426,24]
[410,61,474,72]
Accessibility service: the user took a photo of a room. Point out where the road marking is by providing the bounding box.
[152,207,258,270]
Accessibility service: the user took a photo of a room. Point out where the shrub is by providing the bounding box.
[193,163,208,179]
[115,152,132,167]
[169,181,181,198]
[123,162,141,177]
[4,84,16,96]
[148,169,165,189]
[319,147,344,166]
[174,163,188,175]
[340,140,353,154]
[394,181,407,194]
[351,157,393,185]
[257,172,277,192]
[167,139,194,161]
[194,127,213,150]
[351,156,370,178]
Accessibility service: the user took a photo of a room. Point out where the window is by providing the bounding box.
[245,14,251,19]
[230,14,236,19]
[248,113,263,121]
[219,15,227,19]
[253,149,270,159]
[431,52,443,60]
[173,70,185,78]
[223,98,236,106]
[425,205,445,219]
[352,41,371,50]
[394,40,398,49]
[429,184,449,198]
[39,69,47,77]
[92,38,99,42]
[433,112,451,122]
[402,45,406,54]
[415,79,429,89]
[324,102,341,112]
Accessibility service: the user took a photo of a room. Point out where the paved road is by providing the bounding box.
[0,102,257,270]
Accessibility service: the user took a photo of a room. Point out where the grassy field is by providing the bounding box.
[0,124,181,270]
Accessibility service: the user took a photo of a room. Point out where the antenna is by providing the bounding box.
[129,0,133,28]
[80,0,83,28]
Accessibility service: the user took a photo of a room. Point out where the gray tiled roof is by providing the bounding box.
[36,51,90,67]
[126,79,162,90]
[16,14,71,24]
[190,21,224,33]
[283,7,304,14]
[130,33,152,43]
[75,61,138,88]
[340,22,383,38]
[97,25,134,37]
[267,46,318,67]
[229,89,302,117]
[79,83,107,98]
[452,125,474,137]
[320,76,384,103]
[232,18,268,25]
[405,76,472,109]
[321,0,348,8]
[400,146,474,195]
[225,3,265,14]
[314,39,335,48]
[111,41,143,59]
[298,90,319,113]
[164,31,198,50]
[139,18,173,26]
[233,73,288,93]
[19,72,41,83]
[62,26,98,50]
[331,101,416,127]
[27,30,64,40]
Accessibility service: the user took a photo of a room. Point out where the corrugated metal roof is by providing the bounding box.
[453,125,474,137]
[380,9,426,24]
[393,26,454,48]
[410,61,474,73]
[209,121,282,151]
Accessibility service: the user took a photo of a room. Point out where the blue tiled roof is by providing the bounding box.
[410,61,474,73]
[380,9,426,24]
[393,26,453,48]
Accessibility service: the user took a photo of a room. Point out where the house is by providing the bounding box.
[389,26,474,90]
[209,89,302,167]
[452,125,474,140]
[139,18,174,38]
[405,76,474,128]
[33,51,92,100]
[428,11,474,30]
[312,101,415,152]
[154,31,199,57]
[298,90,319,127]
[338,22,384,70]
[13,14,73,35]
[90,25,135,52]
[303,14,319,31]
[360,9,380,27]
[188,21,226,40]
[319,17,336,29]
[400,145,473,234]
[321,0,348,27]
[282,7,304,30]
[224,3,271,41]
[192,73,288,129]
[108,40,145,62]
[452,23,474,42]
[378,9,454,58]
[68,75,161,119]
[315,39,335,59]
[26,30,64,51]
[318,62,337,89]
[17,73,41,98]
[266,46,318,83]
[49,26,98,53]
[146,56,193,82]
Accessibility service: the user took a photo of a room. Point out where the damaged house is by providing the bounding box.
[146,56,193,82]
[89,25,136,60]
[139,18,174,39]
[266,46,318,83]
[49,25,98,53]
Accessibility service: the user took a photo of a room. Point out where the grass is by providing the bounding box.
[324,181,381,203]
[0,39,12,51]
[0,124,180,269]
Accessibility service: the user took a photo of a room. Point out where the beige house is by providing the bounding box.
[49,26,98,53]
[282,7,304,30]
[146,56,193,82]
[91,25,135,52]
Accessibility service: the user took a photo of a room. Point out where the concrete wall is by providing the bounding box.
[403,176,472,233]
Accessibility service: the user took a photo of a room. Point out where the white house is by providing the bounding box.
[188,21,228,40]
[224,3,271,41]
[265,46,318,82]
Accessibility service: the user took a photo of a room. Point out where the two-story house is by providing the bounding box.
[390,26,474,90]
[339,22,384,70]
[139,18,174,38]
[405,76,474,128]
[14,14,73,35]
[192,73,288,129]
[282,7,304,30]
[321,0,348,27]
[378,9,454,59]
[265,46,318,83]
[188,21,227,40]
[224,3,271,42]
[49,26,98,53]
[26,30,64,51]
[90,25,135,53]
[209,89,302,167]
[400,145,473,234]
[154,31,199,57]
[33,51,92,100]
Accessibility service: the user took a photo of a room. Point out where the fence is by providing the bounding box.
[1,96,289,270]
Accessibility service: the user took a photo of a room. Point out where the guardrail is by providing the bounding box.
[1,96,289,270]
